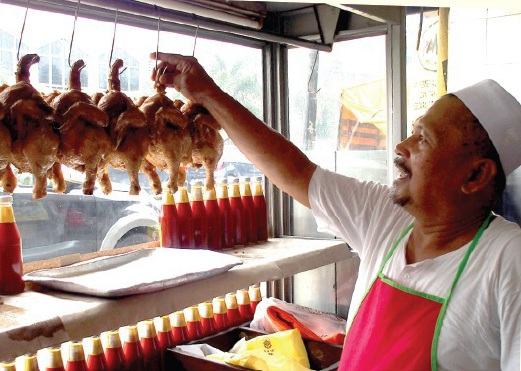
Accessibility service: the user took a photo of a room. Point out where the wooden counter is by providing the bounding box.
[0,237,352,360]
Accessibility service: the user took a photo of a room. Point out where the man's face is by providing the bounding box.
[390,95,476,214]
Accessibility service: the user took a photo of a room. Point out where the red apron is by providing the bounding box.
[339,214,491,371]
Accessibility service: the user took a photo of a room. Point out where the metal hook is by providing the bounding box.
[307,50,321,94]
[155,5,161,71]
[68,0,81,68]
[192,14,199,57]
[109,0,119,69]
[16,0,30,61]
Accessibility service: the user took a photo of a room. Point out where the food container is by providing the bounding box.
[165,326,342,371]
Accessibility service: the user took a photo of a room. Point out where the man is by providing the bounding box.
[151,52,521,370]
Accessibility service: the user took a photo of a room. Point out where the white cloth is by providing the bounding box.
[309,166,521,371]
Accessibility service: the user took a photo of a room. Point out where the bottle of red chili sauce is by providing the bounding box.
[0,194,24,294]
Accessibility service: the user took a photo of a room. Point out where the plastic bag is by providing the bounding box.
[250,297,346,345]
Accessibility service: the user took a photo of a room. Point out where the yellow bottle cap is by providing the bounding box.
[225,293,238,309]
[154,315,172,333]
[212,297,227,314]
[169,311,187,327]
[198,302,214,319]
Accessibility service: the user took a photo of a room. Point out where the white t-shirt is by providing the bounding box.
[309,166,521,371]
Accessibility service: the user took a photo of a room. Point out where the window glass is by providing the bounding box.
[0,3,263,262]
[288,36,387,237]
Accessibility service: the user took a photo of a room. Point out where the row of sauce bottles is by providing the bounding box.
[160,176,268,250]
[0,286,262,371]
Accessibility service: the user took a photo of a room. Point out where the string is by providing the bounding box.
[17,0,30,61]
[109,1,119,69]
[192,14,199,57]
[68,0,81,67]
[307,50,321,94]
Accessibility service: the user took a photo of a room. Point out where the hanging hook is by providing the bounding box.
[17,0,30,61]
[68,0,81,68]
[307,50,321,94]
[192,14,199,57]
[155,5,161,71]
[109,0,119,69]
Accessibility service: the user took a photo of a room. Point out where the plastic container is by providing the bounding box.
[212,297,229,332]
[169,311,189,346]
[120,325,145,371]
[190,181,208,249]
[252,177,268,241]
[228,178,247,246]
[0,194,24,294]
[137,320,161,371]
[100,330,125,371]
[236,289,254,322]
[159,191,180,248]
[83,336,107,371]
[204,187,222,250]
[224,293,242,327]
[183,306,203,341]
[241,177,257,244]
[175,187,195,248]
[197,302,217,337]
[216,179,234,249]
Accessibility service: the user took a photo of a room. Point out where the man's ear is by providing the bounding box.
[461,158,497,194]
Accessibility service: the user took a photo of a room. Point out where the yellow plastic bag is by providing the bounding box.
[244,329,310,369]
[208,350,312,371]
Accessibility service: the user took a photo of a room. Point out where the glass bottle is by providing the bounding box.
[120,325,145,371]
[216,179,234,249]
[159,191,180,248]
[175,187,195,248]
[137,320,161,371]
[101,330,125,371]
[241,177,257,244]
[190,181,208,249]
[228,178,247,246]
[204,187,222,250]
[252,177,268,241]
[83,336,107,371]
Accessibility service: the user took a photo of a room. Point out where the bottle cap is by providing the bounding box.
[120,325,140,343]
[103,330,122,349]
[198,302,214,319]
[154,315,172,333]
[183,306,201,322]
[0,362,16,371]
[39,347,64,368]
[225,293,238,309]
[15,354,38,371]
[254,176,263,182]
[204,188,217,201]
[84,336,104,356]
[212,297,227,314]
[0,194,13,203]
[218,178,227,185]
[249,285,262,302]
[67,341,86,362]
[230,177,239,184]
[163,190,175,205]
[236,289,251,305]
[137,319,157,339]
[169,311,187,327]
[176,187,190,203]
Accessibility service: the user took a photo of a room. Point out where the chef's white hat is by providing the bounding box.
[453,79,521,176]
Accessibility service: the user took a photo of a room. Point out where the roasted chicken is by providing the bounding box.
[0,54,63,199]
[140,80,191,196]
[0,102,17,193]
[97,59,160,195]
[50,60,113,195]
[180,100,224,191]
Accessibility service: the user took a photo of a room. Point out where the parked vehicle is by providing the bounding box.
[12,169,160,263]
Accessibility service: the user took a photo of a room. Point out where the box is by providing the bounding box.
[165,326,342,371]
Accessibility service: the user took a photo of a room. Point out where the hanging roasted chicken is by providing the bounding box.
[49,60,113,195]
[139,76,191,195]
[0,54,64,199]
[97,59,160,195]
[0,102,17,193]
[180,100,223,191]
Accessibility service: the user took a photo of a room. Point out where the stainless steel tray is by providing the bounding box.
[23,248,243,297]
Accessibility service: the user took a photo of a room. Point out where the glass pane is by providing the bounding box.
[0,2,264,262]
[288,36,387,237]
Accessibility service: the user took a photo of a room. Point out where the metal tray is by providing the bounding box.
[23,248,243,297]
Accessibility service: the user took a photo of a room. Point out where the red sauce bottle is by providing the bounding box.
[137,320,161,371]
[120,325,145,371]
[212,297,228,332]
[216,179,234,249]
[169,311,189,346]
[204,187,222,250]
[225,292,242,327]
[154,315,174,371]
[183,306,203,341]
[248,285,262,315]
[0,194,24,294]
[198,302,216,337]
[175,187,195,249]
[40,347,65,371]
[159,191,180,248]
[190,181,208,249]
[241,178,257,244]
[236,289,254,322]
[252,176,268,241]
[84,336,107,371]
[64,342,88,371]
[101,330,126,371]
[228,178,247,246]
[15,353,39,371]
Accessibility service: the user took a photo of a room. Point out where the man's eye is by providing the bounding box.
[419,135,425,143]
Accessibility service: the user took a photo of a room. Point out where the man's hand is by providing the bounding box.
[149,52,219,104]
